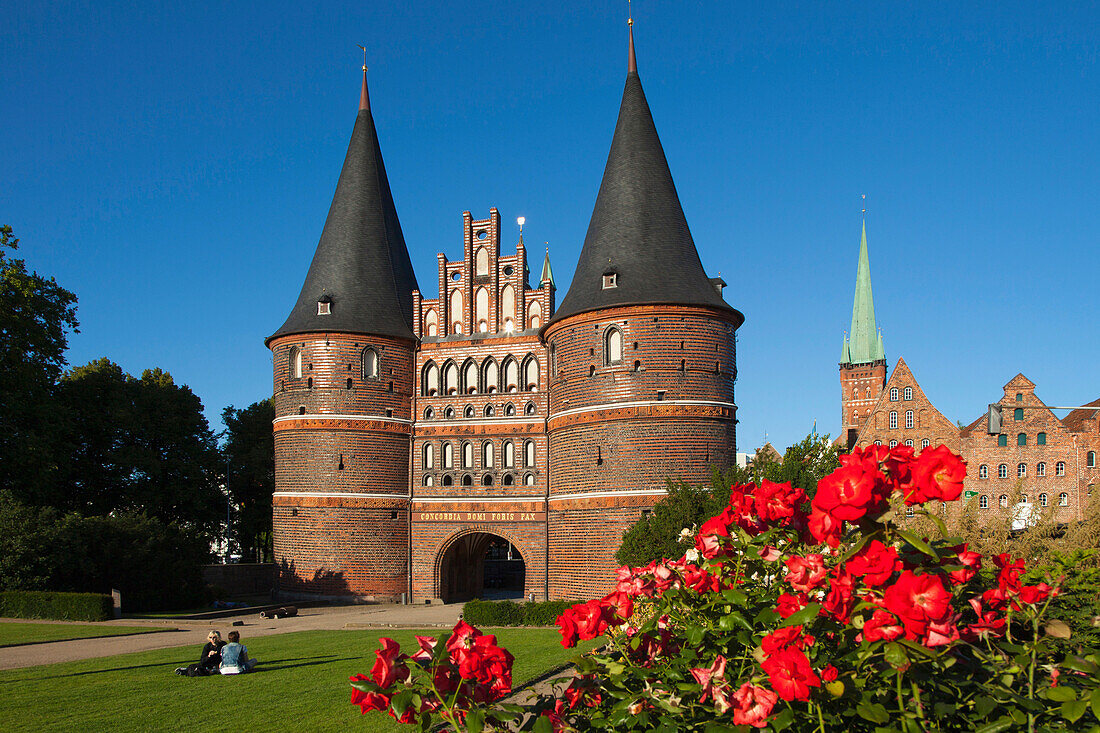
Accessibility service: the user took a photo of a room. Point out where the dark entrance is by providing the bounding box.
[439,533,526,603]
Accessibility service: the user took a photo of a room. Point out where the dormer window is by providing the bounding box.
[317,295,332,315]
[602,272,618,289]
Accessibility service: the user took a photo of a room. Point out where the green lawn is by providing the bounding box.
[0,628,592,732]
[0,622,164,647]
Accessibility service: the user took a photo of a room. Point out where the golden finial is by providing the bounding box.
[357,44,367,72]
[628,0,633,26]
[861,193,867,216]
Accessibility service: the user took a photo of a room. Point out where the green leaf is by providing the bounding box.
[974,716,1016,733]
[896,529,937,558]
[780,602,822,628]
[769,707,794,730]
[466,708,485,733]
[973,695,997,719]
[837,529,878,564]
[718,610,752,632]
[884,642,909,669]
[857,702,890,724]
[1062,656,1099,674]
[686,625,704,647]
[1091,688,1100,720]
[1045,686,1077,702]
[532,715,553,733]
[702,723,740,733]
[1063,699,1088,723]
[721,588,748,605]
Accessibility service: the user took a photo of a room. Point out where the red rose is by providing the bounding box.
[823,567,856,623]
[761,647,821,702]
[696,511,733,559]
[961,599,1007,642]
[907,445,966,504]
[727,484,767,535]
[774,592,808,618]
[683,564,720,593]
[883,571,954,640]
[813,461,884,521]
[731,683,778,728]
[807,508,843,547]
[557,607,579,648]
[349,674,390,714]
[600,590,634,624]
[993,553,1026,594]
[922,617,959,648]
[1015,582,1055,608]
[761,625,814,656]
[862,608,905,642]
[820,664,838,682]
[846,539,901,587]
[369,637,409,688]
[785,553,828,593]
[755,479,807,524]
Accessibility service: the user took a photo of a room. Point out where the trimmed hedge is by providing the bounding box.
[0,590,113,621]
[462,599,571,627]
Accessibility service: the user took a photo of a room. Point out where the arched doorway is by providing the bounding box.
[438,532,526,603]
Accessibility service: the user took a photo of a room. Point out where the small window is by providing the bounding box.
[423,443,434,470]
[998,434,1008,447]
[462,474,473,486]
[482,474,493,486]
[524,440,535,468]
[904,439,913,447]
[979,464,988,479]
[484,404,495,417]
[290,347,303,378]
[363,348,380,379]
[921,438,930,449]
[317,299,331,315]
[605,328,624,365]
[524,473,535,486]
[1056,461,1066,476]
[482,442,494,468]
[346,377,353,389]
[1017,463,1026,477]
[889,440,898,448]
[525,402,536,415]
[1058,492,1068,507]
[979,495,989,509]
[874,440,882,446]
[443,443,454,469]
[504,403,515,416]
[905,506,914,517]
[1016,393,1023,402]
[602,273,618,289]
[999,495,1008,508]
[462,442,473,468]
[442,474,453,486]
[1089,451,1096,468]
[1037,462,1046,476]
[1037,432,1046,445]
[444,406,455,419]
[889,411,898,429]
[502,474,514,486]
[1014,408,1024,421]
[503,441,514,468]
[424,407,434,420]
[464,405,475,419]
[1039,493,1048,507]
[890,388,898,401]
[1018,433,1027,446]
[423,475,433,487]
[904,387,913,401]
[998,464,1008,478]
[298,405,306,415]
[905,410,914,429]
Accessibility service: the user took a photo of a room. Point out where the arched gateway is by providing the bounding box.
[437,531,526,603]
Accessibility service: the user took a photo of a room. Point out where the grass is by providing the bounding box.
[0,628,594,732]
[0,622,163,647]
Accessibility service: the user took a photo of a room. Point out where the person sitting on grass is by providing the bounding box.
[219,630,258,674]
[175,630,225,677]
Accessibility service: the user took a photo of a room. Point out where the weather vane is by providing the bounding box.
[628,0,633,26]
[861,193,867,216]
[357,44,367,72]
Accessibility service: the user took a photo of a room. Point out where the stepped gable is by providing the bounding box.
[549,25,741,326]
[268,70,419,344]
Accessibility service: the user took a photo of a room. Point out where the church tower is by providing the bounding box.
[839,218,887,449]
[543,23,744,599]
[266,68,418,601]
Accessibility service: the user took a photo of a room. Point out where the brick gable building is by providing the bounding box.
[268,29,743,603]
[839,226,1098,523]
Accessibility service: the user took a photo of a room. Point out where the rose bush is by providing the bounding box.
[350,445,1100,732]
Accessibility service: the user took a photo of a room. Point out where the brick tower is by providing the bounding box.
[266,69,418,600]
[542,24,744,599]
[839,218,887,449]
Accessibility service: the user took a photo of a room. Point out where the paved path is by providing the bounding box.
[0,602,464,671]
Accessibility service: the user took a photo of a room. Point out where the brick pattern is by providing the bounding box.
[839,360,886,445]
[854,358,960,454]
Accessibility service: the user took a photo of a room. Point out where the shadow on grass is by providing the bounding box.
[3,655,354,683]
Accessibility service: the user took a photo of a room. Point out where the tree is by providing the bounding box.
[750,431,841,499]
[51,359,224,535]
[0,225,78,498]
[223,399,275,562]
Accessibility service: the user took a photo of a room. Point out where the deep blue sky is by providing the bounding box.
[3,2,1098,451]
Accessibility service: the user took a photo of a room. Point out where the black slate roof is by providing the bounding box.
[267,75,419,344]
[549,61,742,328]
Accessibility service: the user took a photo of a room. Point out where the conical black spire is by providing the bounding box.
[550,29,740,327]
[268,70,419,344]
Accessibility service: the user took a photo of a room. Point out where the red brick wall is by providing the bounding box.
[855,358,960,454]
[840,361,886,443]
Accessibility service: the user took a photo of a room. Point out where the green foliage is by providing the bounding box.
[0,492,211,612]
[0,590,112,621]
[0,225,79,497]
[1028,549,1100,653]
[462,599,572,627]
[751,430,841,498]
[222,399,275,562]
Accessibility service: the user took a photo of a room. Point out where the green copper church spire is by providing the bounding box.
[842,218,885,365]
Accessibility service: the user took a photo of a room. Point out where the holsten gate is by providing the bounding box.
[266,28,744,603]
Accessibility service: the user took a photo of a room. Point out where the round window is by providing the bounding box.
[476,230,488,240]
[451,272,461,281]
[503,265,514,276]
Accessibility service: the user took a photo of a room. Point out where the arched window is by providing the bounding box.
[443,362,459,395]
[501,285,515,328]
[890,388,899,401]
[464,405,475,419]
[462,474,473,486]
[444,406,455,419]
[289,347,303,378]
[998,434,1008,447]
[524,473,535,486]
[1039,493,1048,507]
[503,358,519,392]
[1014,407,1024,421]
[503,441,514,468]
[979,495,989,509]
[524,440,535,468]
[425,308,438,337]
[525,402,536,416]
[442,474,453,486]
[475,246,489,275]
[1016,393,1023,402]
[449,289,463,333]
[889,440,898,448]
[475,287,489,332]
[1037,432,1046,445]
[482,474,493,486]
[874,440,882,445]
[504,403,515,416]
[1037,462,1046,476]
[1089,451,1096,467]
[423,443,434,470]
[442,443,454,469]
[463,360,478,394]
[523,356,539,391]
[889,411,898,429]
[999,495,1008,508]
[462,442,473,468]
[904,387,913,401]
[1017,463,1026,477]
[482,442,494,468]
[362,348,380,380]
[528,300,541,330]
[905,410,914,429]
[502,474,514,486]
[605,327,624,365]
[1056,461,1066,476]
[1017,433,1027,446]
[422,361,439,396]
[484,404,495,417]
[921,438,930,450]
[423,475,434,487]
[483,359,498,393]
[549,343,557,380]
[998,464,1008,479]
[979,465,988,479]
[423,407,434,420]
[1058,492,1069,507]
[904,439,914,447]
